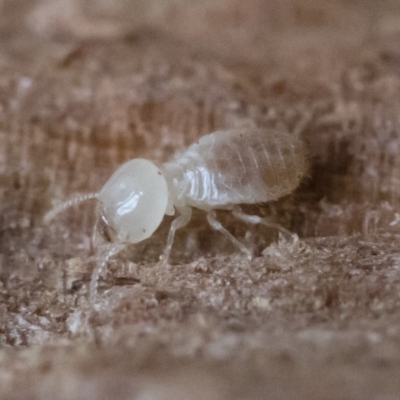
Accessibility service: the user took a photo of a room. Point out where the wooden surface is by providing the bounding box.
[1,1,400,399]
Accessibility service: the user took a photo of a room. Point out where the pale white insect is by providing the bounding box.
[45,127,308,301]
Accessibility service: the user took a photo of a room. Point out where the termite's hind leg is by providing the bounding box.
[159,206,192,268]
[232,206,298,244]
[206,209,252,259]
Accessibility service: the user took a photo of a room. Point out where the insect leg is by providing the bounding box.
[90,220,98,255]
[90,243,125,303]
[232,207,298,244]
[206,210,252,259]
[293,109,313,137]
[159,206,192,268]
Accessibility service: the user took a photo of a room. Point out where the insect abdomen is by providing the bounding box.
[164,128,308,210]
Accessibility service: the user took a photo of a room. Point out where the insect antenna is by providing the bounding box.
[89,243,125,304]
[44,192,99,223]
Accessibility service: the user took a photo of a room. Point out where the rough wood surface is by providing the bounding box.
[1,1,400,399]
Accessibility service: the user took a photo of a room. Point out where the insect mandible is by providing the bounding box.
[45,127,308,301]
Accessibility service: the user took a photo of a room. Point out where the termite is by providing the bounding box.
[45,127,308,301]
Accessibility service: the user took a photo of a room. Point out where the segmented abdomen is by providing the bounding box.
[164,128,308,210]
